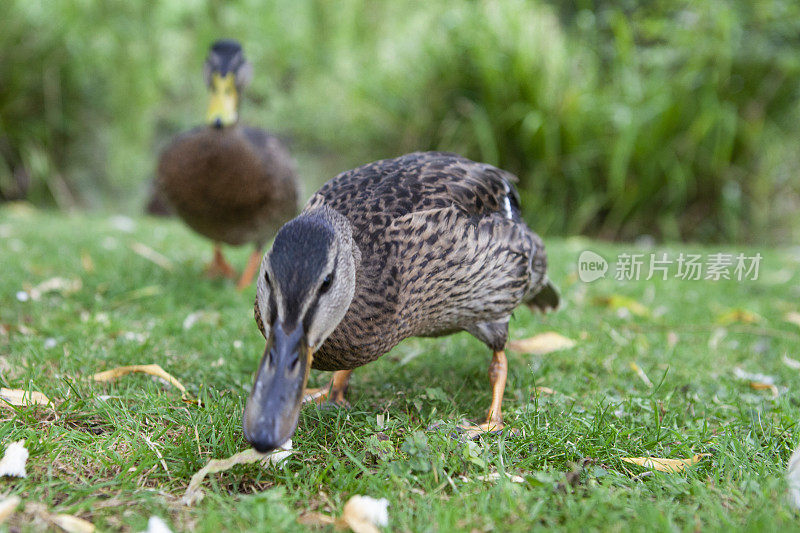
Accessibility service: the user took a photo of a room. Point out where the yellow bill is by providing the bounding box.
[206,72,238,127]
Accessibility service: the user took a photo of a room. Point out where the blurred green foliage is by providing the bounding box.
[1,0,799,242]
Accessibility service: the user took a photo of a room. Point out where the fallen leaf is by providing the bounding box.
[92,364,188,397]
[80,251,95,274]
[0,440,28,478]
[24,277,82,301]
[749,381,779,397]
[130,243,174,271]
[629,362,653,388]
[0,496,20,524]
[182,441,293,505]
[783,354,800,370]
[49,514,96,533]
[533,386,557,395]
[621,454,709,473]
[785,311,800,329]
[593,295,650,317]
[0,388,52,407]
[338,495,389,533]
[715,308,762,325]
[507,332,576,355]
[733,367,775,385]
[297,512,335,527]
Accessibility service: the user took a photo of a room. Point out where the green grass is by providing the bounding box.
[1,205,800,531]
[3,0,800,242]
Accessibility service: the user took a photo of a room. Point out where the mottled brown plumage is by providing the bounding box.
[157,126,297,246]
[245,151,558,450]
[302,151,556,370]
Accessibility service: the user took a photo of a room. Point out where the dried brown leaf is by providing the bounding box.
[182,442,293,505]
[629,362,653,388]
[296,512,335,527]
[49,514,96,533]
[533,386,557,395]
[130,243,174,271]
[621,454,710,473]
[507,332,576,355]
[749,381,779,397]
[92,364,187,396]
[0,388,52,407]
[715,308,761,325]
[80,251,95,274]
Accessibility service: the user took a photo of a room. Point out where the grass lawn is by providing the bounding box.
[1,205,799,531]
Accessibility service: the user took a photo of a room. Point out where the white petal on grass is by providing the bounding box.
[182,440,293,505]
[340,495,390,533]
[15,291,29,302]
[26,277,82,301]
[783,354,800,370]
[733,367,775,385]
[182,311,220,330]
[475,472,525,483]
[0,495,20,524]
[110,215,136,233]
[141,516,172,533]
[786,445,800,509]
[122,332,149,344]
[0,440,28,478]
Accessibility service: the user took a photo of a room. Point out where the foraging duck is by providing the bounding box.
[243,152,559,451]
[156,39,298,290]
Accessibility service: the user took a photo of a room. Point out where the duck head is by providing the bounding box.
[243,206,358,452]
[203,39,253,128]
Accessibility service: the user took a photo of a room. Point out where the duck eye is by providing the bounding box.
[319,273,333,294]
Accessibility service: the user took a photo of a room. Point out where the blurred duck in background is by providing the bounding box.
[155,39,298,290]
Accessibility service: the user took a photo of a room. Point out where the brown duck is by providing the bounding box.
[156,39,298,289]
[243,152,559,451]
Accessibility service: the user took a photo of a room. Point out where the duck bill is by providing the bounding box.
[243,322,312,452]
[206,72,238,128]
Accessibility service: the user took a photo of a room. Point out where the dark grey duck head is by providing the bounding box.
[203,39,253,128]
[243,207,357,452]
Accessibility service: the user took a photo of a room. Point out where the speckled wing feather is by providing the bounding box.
[308,152,556,370]
[308,151,522,228]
